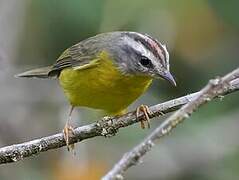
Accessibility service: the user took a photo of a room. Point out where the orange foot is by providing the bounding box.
[136,104,152,129]
[63,121,75,151]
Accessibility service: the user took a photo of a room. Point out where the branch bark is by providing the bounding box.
[0,69,238,165]
[102,67,239,180]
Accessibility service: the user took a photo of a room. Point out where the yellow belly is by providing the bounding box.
[59,57,152,115]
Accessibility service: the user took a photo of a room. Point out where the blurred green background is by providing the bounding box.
[0,0,239,179]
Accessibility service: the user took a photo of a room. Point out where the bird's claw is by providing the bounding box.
[136,104,152,129]
[63,122,75,151]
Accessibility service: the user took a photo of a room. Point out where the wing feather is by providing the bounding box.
[49,42,100,76]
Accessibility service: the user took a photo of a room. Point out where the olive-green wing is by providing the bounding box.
[49,43,100,77]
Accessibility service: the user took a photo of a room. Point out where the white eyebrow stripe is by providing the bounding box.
[161,44,170,70]
[123,36,156,60]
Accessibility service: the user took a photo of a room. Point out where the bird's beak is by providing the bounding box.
[160,71,177,86]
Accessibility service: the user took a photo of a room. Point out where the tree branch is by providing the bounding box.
[102,67,239,180]
[0,70,239,165]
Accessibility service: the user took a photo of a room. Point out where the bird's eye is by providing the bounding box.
[140,56,152,67]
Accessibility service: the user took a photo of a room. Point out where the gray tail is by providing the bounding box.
[15,66,53,78]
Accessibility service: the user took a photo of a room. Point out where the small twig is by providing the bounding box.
[0,72,239,165]
[102,67,239,180]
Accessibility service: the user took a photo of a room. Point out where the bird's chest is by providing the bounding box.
[59,60,152,113]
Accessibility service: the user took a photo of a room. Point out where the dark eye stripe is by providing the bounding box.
[144,34,167,67]
[125,32,166,67]
[157,43,166,67]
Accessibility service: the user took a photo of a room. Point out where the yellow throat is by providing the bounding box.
[59,51,153,115]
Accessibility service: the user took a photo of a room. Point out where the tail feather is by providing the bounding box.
[16,66,53,78]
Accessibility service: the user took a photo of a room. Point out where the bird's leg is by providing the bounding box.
[63,106,75,151]
[136,104,152,129]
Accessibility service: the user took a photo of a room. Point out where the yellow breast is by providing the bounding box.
[59,52,152,115]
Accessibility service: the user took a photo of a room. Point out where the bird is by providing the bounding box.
[16,31,176,150]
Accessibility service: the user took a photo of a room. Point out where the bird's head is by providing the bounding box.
[107,31,176,86]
